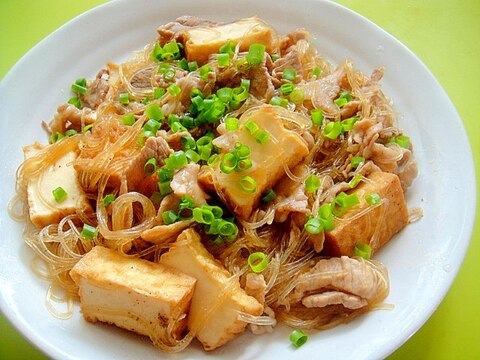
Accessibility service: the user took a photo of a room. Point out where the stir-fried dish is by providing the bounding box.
[11,16,419,352]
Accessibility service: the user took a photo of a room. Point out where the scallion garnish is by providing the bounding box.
[304,217,323,234]
[167,83,181,97]
[282,67,297,81]
[332,192,360,216]
[248,252,269,273]
[323,121,343,139]
[80,224,97,240]
[255,130,270,144]
[52,187,68,203]
[366,193,382,206]
[239,175,257,193]
[154,87,166,99]
[280,83,295,95]
[219,41,236,57]
[102,194,116,206]
[350,156,365,168]
[122,114,135,126]
[289,329,308,347]
[145,103,164,121]
[225,117,239,131]
[119,92,130,105]
[162,210,178,225]
[217,53,231,67]
[71,78,87,95]
[67,96,81,109]
[305,174,321,193]
[262,189,276,202]
[289,89,305,104]
[349,174,363,188]
[310,108,323,126]
[269,96,288,107]
[334,91,352,107]
[246,43,266,65]
[144,157,158,175]
[354,243,372,259]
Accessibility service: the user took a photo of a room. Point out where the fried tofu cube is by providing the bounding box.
[202,105,309,220]
[182,17,278,65]
[323,171,409,256]
[23,143,91,228]
[70,246,196,342]
[160,229,263,351]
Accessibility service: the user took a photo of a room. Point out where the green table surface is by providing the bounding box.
[1,1,479,359]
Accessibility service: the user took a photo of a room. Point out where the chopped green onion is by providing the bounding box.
[354,243,372,259]
[165,150,188,169]
[305,174,321,193]
[49,132,64,144]
[349,174,363,188]
[239,176,257,193]
[311,66,322,78]
[188,61,198,72]
[248,252,269,273]
[119,92,130,105]
[323,121,343,139]
[232,85,249,102]
[193,206,215,224]
[289,329,308,348]
[102,194,116,206]
[262,189,276,202]
[236,158,253,171]
[181,115,195,128]
[52,187,68,203]
[67,96,81,108]
[217,87,233,103]
[244,119,259,135]
[219,41,236,57]
[199,64,212,80]
[167,83,181,97]
[122,114,135,126]
[169,120,185,132]
[289,89,305,104]
[332,192,360,216]
[64,129,77,137]
[82,124,93,133]
[145,103,164,121]
[269,95,289,107]
[220,153,238,174]
[225,117,239,131]
[280,83,295,95]
[158,180,172,196]
[142,96,151,105]
[240,78,251,92]
[366,193,382,206]
[311,108,323,126]
[318,204,335,232]
[255,130,270,144]
[80,224,97,240]
[233,143,251,159]
[179,195,195,210]
[185,149,201,163]
[341,117,359,132]
[154,87,166,99]
[163,68,176,81]
[350,156,365,168]
[158,167,174,182]
[334,91,352,107]
[218,220,237,237]
[71,78,87,95]
[178,58,189,71]
[217,53,231,67]
[391,135,410,149]
[282,67,297,82]
[304,217,323,234]
[270,53,280,62]
[207,154,220,166]
[144,157,157,175]
[162,210,178,225]
[143,119,161,134]
[246,43,266,65]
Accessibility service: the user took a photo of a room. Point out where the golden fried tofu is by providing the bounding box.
[203,105,309,220]
[160,229,263,351]
[70,246,196,342]
[183,17,278,65]
[323,171,409,256]
[23,143,91,228]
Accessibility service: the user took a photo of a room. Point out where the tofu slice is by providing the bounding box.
[202,105,309,220]
[160,229,263,351]
[23,143,91,228]
[70,246,196,342]
[182,17,278,65]
[323,171,409,256]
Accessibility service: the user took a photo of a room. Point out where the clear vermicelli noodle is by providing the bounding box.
[10,15,419,352]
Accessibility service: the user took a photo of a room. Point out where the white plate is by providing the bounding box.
[0,0,476,359]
